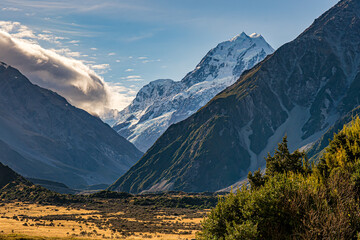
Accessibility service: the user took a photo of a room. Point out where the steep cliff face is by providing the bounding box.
[109,0,360,193]
[113,33,274,152]
[0,63,142,188]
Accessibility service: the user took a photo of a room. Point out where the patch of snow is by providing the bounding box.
[249,33,261,38]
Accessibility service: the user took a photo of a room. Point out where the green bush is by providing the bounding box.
[198,117,360,239]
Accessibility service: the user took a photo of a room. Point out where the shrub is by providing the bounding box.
[198,117,360,239]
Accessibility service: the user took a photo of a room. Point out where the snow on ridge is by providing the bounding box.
[230,32,248,42]
[112,33,275,152]
[249,33,261,38]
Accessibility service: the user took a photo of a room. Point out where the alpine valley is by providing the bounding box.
[112,33,274,152]
[109,0,360,193]
[4,0,360,239]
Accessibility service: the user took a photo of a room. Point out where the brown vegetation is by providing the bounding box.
[0,192,218,239]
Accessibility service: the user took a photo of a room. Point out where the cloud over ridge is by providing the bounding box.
[0,21,133,116]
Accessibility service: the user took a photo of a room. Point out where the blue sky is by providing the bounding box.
[0,0,339,111]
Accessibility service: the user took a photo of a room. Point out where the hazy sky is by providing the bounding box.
[0,0,339,112]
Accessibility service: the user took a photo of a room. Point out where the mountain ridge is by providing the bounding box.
[109,0,360,193]
[0,63,142,189]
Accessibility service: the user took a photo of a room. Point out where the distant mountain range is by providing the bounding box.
[112,33,274,152]
[0,63,142,189]
[109,0,360,193]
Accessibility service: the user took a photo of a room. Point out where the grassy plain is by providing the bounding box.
[0,193,217,240]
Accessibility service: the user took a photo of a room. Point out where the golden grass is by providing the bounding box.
[0,233,84,240]
[0,202,96,216]
[0,233,198,240]
[0,202,204,239]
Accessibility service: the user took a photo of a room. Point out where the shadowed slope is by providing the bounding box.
[0,63,142,188]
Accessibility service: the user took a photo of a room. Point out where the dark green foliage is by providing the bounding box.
[88,190,133,199]
[198,117,360,239]
[247,169,264,190]
[199,174,312,239]
[248,136,311,189]
[133,193,219,209]
[316,117,360,194]
[265,136,310,177]
[0,182,85,205]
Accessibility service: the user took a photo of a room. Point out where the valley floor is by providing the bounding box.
[0,199,210,240]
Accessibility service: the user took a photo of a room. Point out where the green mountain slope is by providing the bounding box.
[109,0,360,193]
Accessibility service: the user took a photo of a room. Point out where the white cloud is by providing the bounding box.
[91,63,110,70]
[0,21,22,33]
[90,64,111,75]
[2,7,21,11]
[106,82,137,111]
[116,59,121,63]
[0,21,65,44]
[51,48,81,58]
[90,47,97,50]
[142,59,161,64]
[38,34,66,44]
[0,21,134,115]
[126,75,142,79]
[138,56,147,60]
[108,52,116,56]
[123,75,143,82]
[91,64,109,70]
[125,68,134,72]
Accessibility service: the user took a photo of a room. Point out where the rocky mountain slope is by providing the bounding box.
[113,33,274,152]
[109,0,360,193]
[0,63,142,189]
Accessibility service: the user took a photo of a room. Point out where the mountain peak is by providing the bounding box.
[112,33,274,152]
[249,33,262,38]
[230,32,249,42]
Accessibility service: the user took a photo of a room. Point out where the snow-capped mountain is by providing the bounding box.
[109,0,360,193]
[113,32,274,152]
